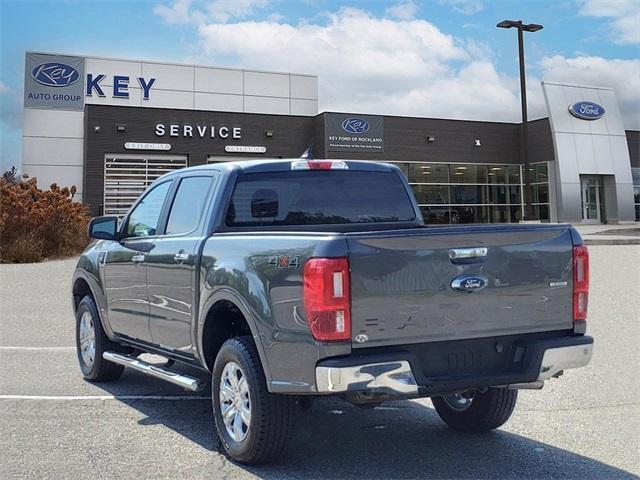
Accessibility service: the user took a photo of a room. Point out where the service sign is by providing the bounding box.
[24,53,85,111]
[326,113,384,152]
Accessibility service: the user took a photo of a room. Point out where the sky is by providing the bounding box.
[1,0,639,171]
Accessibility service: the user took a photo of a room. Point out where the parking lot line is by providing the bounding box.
[0,395,209,400]
[0,346,76,351]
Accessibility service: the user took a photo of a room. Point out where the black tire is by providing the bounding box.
[75,295,124,382]
[212,336,295,464]
[432,388,518,432]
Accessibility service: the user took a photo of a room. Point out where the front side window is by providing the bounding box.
[165,176,214,235]
[126,181,171,238]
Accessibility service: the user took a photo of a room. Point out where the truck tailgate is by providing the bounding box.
[346,225,575,348]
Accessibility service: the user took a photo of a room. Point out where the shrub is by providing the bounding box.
[0,170,91,263]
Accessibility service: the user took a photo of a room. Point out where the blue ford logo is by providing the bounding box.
[31,62,80,87]
[568,101,605,120]
[341,118,369,134]
[451,275,489,293]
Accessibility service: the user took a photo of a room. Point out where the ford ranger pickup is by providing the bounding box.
[72,159,593,464]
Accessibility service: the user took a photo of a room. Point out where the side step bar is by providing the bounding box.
[103,351,204,392]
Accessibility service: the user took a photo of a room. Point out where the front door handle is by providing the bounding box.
[174,252,189,263]
[131,253,145,263]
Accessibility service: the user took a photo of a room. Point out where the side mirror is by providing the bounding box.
[88,216,120,241]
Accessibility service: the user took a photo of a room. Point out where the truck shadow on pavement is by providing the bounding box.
[97,372,635,480]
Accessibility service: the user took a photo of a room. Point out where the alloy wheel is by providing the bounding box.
[219,361,251,442]
[79,311,96,367]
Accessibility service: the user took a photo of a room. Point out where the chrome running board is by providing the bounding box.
[103,351,204,392]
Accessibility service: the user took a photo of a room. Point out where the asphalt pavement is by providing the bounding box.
[1,246,639,479]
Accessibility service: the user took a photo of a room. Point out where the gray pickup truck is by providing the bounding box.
[72,159,593,464]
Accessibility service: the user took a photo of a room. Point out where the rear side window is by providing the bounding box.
[166,176,214,235]
[225,171,416,227]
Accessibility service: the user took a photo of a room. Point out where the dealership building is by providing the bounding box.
[22,51,640,223]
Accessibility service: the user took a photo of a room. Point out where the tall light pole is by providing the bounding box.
[497,20,543,221]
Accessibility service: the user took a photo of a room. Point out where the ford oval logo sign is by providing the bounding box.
[31,62,80,87]
[451,275,489,293]
[568,101,605,121]
[341,118,369,134]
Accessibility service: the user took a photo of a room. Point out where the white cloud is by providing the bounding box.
[194,8,526,121]
[206,0,269,23]
[153,0,268,24]
[539,55,640,128]
[578,0,640,44]
[385,1,419,20]
[154,2,639,128]
[0,81,10,94]
[153,0,196,24]
[438,0,484,15]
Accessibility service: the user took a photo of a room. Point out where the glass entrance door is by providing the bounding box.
[581,175,601,223]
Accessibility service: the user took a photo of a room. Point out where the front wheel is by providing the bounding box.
[75,295,124,382]
[432,388,518,432]
[212,336,295,464]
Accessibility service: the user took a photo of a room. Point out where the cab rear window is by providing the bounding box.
[225,170,417,227]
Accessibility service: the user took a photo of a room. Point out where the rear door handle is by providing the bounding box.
[131,254,145,263]
[174,252,189,263]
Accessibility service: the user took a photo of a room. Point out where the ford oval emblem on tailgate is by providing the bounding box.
[451,275,489,293]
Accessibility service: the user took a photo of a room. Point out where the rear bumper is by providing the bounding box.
[315,334,593,396]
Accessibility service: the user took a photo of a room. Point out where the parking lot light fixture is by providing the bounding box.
[497,19,544,221]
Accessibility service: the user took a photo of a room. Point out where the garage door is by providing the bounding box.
[103,154,188,217]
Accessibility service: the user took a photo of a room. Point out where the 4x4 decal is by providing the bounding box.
[268,255,301,269]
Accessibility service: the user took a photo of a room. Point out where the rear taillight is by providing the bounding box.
[573,245,589,321]
[303,258,351,341]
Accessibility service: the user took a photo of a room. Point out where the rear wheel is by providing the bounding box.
[212,336,295,464]
[75,295,124,382]
[432,388,517,432]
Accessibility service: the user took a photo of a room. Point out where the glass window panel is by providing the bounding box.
[450,164,488,184]
[408,163,448,183]
[412,185,449,204]
[506,165,521,184]
[166,177,213,235]
[534,204,550,221]
[532,184,548,204]
[488,185,507,204]
[533,163,549,183]
[632,168,640,186]
[635,205,640,221]
[126,181,171,237]
[227,171,416,226]
[634,186,640,203]
[450,205,487,224]
[488,205,522,223]
[510,205,522,223]
[509,186,522,204]
[487,165,507,184]
[421,206,450,224]
[488,206,510,223]
[451,185,485,204]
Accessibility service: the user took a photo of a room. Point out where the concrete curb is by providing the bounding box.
[584,239,640,246]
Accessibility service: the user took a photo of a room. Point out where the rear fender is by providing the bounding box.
[196,288,272,383]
